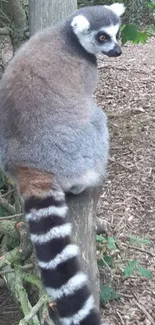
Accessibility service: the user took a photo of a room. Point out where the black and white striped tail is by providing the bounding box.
[24,189,101,325]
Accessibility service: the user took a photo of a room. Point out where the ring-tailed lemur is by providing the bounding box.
[0,3,125,325]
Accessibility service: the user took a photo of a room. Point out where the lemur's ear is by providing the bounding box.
[105,3,126,17]
[71,15,90,34]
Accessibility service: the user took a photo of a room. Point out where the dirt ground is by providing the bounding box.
[96,38,155,325]
[0,38,155,325]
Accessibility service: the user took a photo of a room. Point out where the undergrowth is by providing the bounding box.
[96,233,152,304]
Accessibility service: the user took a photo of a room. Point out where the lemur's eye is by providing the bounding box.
[96,32,109,43]
[99,34,106,42]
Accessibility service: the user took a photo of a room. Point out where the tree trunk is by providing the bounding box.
[29,0,77,35]
[9,0,28,50]
[67,189,101,307]
[29,0,100,309]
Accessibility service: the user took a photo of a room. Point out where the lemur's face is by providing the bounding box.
[71,3,125,57]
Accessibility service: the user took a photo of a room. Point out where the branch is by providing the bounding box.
[22,272,42,290]
[0,222,33,269]
[14,185,22,213]
[96,217,108,235]
[0,213,23,220]
[9,0,28,50]
[0,247,19,269]
[15,222,33,260]
[0,27,11,35]
[18,296,46,325]
[0,194,16,214]
[1,264,34,275]
[133,297,154,324]
[0,220,17,237]
[122,243,155,257]
[14,266,40,325]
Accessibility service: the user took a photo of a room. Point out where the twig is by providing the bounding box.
[0,264,34,275]
[0,8,11,22]
[0,194,16,214]
[0,27,11,35]
[122,243,155,257]
[19,296,46,325]
[0,222,33,269]
[98,65,154,75]
[119,293,133,298]
[133,298,155,324]
[1,189,14,197]
[0,220,17,236]
[22,272,42,290]
[0,213,23,220]
[116,310,125,325]
[14,185,22,213]
[14,266,40,325]
[96,217,108,235]
[109,157,132,171]
[0,248,19,269]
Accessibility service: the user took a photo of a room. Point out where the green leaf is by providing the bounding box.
[98,256,114,268]
[124,260,137,278]
[129,234,151,246]
[100,284,120,303]
[137,264,152,279]
[147,25,155,35]
[104,255,114,267]
[96,235,106,243]
[151,0,155,5]
[98,259,105,268]
[133,31,149,44]
[147,2,155,8]
[107,237,116,250]
[0,206,8,217]
[121,24,137,44]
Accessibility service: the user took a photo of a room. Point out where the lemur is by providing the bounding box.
[0,3,125,325]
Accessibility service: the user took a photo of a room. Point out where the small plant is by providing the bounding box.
[128,234,151,246]
[124,260,152,279]
[100,284,120,303]
[121,24,150,45]
[120,0,155,45]
[96,233,152,304]
[96,234,119,303]
[147,0,155,14]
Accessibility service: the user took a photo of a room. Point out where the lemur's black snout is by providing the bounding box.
[106,44,122,57]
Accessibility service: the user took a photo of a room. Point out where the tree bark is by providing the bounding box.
[29,0,77,35]
[9,0,28,50]
[67,189,101,307]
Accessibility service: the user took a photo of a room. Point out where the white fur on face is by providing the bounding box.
[99,24,120,53]
[71,15,90,34]
[74,23,120,55]
[102,24,119,38]
[105,3,125,17]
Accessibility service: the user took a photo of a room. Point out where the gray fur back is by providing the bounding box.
[0,18,109,192]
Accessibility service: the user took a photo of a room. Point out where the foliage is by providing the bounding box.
[129,234,151,245]
[147,0,155,12]
[100,283,120,303]
[96,234,152,304]
[78,0,152,25]
[121,24,149,44]
[124,260,152,279]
